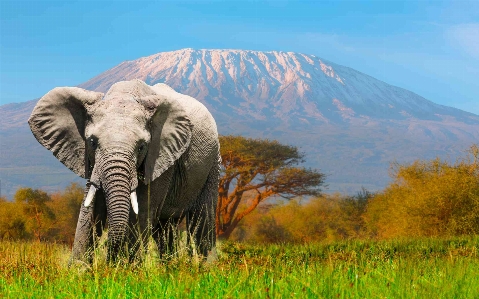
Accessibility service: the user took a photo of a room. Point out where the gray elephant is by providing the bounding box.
[28,79,220,262]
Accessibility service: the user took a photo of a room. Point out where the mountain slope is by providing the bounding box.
[1,49,478,197]
[79,49,479,124]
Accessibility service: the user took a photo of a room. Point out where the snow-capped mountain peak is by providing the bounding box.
[80,49,478,125]
[1,48,478,197]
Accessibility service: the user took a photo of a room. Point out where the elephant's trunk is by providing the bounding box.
[98,150,136,261]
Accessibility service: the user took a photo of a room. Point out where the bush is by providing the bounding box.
[231,191,372,244]
[365,146,479,239]
[0,197,29,240]
[0,183,83,244]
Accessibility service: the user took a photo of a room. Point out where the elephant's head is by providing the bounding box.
[28,79,192,258]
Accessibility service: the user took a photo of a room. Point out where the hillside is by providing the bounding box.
[1,48,478,197]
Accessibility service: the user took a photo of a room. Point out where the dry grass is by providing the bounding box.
[1,237,479,298]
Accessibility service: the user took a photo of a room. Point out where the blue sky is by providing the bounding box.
[1,0,478,114]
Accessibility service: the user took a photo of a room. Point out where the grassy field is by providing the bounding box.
[1,237,479,298]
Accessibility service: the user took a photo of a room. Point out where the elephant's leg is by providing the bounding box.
[186,163,219,258]
[70,182,107,265]
[153,217,181,257]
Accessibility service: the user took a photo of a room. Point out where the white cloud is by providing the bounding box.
[446,23,479,60]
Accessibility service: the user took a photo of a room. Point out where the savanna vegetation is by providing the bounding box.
[217,135,325,239]
[1,138,479,297]
[0,183,83,244]
[230,144,479,244]
[1,237,478,298]
[2,139,478,244]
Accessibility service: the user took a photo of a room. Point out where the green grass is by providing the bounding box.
[1,237,479,298]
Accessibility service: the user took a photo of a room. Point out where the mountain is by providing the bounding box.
[1,48,479,198]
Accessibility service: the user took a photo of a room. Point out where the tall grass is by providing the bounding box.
[1,237,479,298]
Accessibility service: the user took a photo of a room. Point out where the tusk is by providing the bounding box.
[130,191,139,214]
[84,185,97,207]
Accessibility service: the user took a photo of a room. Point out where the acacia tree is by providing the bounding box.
[217,135,325,239]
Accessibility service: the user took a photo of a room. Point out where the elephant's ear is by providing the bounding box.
[139,95,192,183]
[28,87,103,178]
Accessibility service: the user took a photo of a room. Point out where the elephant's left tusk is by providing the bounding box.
[84,185,97,207]
[130,191,139,214]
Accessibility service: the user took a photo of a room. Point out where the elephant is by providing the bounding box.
[28,79,220,263]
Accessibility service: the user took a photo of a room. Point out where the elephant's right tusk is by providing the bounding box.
[84,185,97,207]
[130,191,139,214]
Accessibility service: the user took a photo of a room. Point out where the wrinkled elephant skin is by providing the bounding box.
[28,79,220,263]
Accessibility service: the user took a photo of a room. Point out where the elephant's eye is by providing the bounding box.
[89,138,97,150]
[138,143,145,153]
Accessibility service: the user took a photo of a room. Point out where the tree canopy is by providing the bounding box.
[217,135,326,239]
[14,188,56,241]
